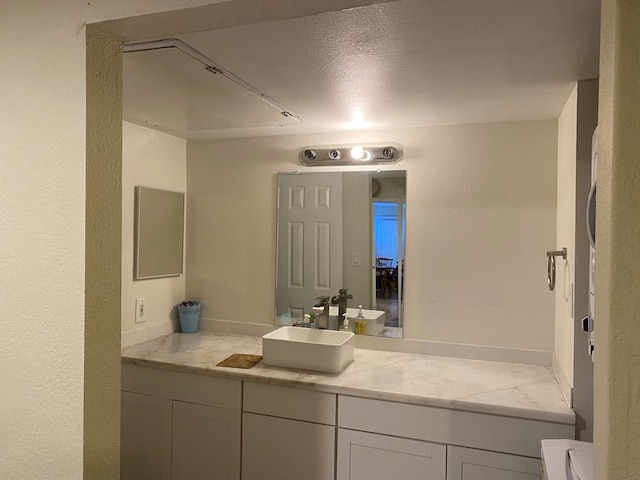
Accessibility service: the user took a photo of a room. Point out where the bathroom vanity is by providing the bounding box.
[121,332,574,480]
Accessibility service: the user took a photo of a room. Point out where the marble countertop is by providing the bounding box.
[121,332,574,424]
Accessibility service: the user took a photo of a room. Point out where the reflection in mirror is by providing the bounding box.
[275,171,406,338]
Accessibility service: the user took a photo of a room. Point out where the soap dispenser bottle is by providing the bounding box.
[339,313,350,332]
[354,305,367,335]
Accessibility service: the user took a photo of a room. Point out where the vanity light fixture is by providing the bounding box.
[303,149,317,161]
[299,144,402,166]
[350,145,365,160]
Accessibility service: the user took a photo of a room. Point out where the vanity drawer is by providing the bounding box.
[243,382,336,425]
[122,364,241,410]
[338,396,573,458]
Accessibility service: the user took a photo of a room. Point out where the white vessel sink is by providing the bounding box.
[329,307,386,335]
[262,326,355,373]
[329,306,386,325]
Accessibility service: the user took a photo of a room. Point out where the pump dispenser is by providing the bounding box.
[339,313,350,332]
[354,305,367,334]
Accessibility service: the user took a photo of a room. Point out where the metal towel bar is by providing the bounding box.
[546,248,567,291]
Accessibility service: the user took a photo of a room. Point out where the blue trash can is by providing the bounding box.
[177,301,201,333]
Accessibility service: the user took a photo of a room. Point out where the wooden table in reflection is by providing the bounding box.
[376,267,396,298]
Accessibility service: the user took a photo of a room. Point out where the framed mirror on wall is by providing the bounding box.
[275,171,406,337]
[134,186,185,280]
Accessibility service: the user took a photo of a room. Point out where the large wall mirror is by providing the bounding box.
[276,171,406,338]
[134,186,185,280]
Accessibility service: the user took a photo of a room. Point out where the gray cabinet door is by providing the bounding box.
[121,391,172,480]
[337,428,446,480]
[446,446,540,480]
[242,412,335,480]
[172,400,240,480]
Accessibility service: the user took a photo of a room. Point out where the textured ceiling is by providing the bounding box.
[123,0,601,138]
[123,48,300,132]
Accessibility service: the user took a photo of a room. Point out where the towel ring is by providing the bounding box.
[546,248,567,291]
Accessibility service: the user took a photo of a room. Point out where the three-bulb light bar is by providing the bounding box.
[299,144,403,166]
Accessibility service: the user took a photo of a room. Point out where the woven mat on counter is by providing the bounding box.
[216,354,263,369]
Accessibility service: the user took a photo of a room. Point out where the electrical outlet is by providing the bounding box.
[135,297,147,323]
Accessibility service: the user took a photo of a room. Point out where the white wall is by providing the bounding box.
[376,176,406,200]
[122,121,187,347]
[0,1,209,477]
[187,120,558,351]
[0,1,452,477]
[2,0,635,476]
[555,85,578,389]
[343,173,372,308]
[0,7,87,476]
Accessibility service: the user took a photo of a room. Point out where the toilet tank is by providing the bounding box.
[541,439,593,480]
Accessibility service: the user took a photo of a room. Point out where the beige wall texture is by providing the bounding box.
[555,85,578,387]
[186,120,558,351]
[0,3,89,477]
[121,122,187,345]
[1,0,399,477]
[594,0,640,478]
[85,28,124,477]
[2,0,636,476]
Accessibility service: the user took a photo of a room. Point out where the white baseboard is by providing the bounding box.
[354,335,553,366]
[122,317,553,367]
[198,317,278,337]
[121,320,178,348]
[552,353,574,407]
[202,318,552,366]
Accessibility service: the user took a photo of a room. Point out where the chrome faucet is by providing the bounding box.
[331,288,353,326]
[314,296,331,329]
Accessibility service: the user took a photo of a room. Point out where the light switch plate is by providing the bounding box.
[351,252,361,267]
[135,297,147,323]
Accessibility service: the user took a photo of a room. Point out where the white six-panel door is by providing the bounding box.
[277,173,343,320]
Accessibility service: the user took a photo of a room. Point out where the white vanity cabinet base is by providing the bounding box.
[243,382,336,424]
[338,396,573,458]
[172,401,241,480]
[122,364,241,409]
[242,412,335,480]
[121,391,172,480]
[446,446,540,480]
[121,365,242,480]
[337,429,446,480]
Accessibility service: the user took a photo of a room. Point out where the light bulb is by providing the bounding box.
[350,146,365,160]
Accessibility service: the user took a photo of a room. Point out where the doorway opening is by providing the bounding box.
[372,200,405,328]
